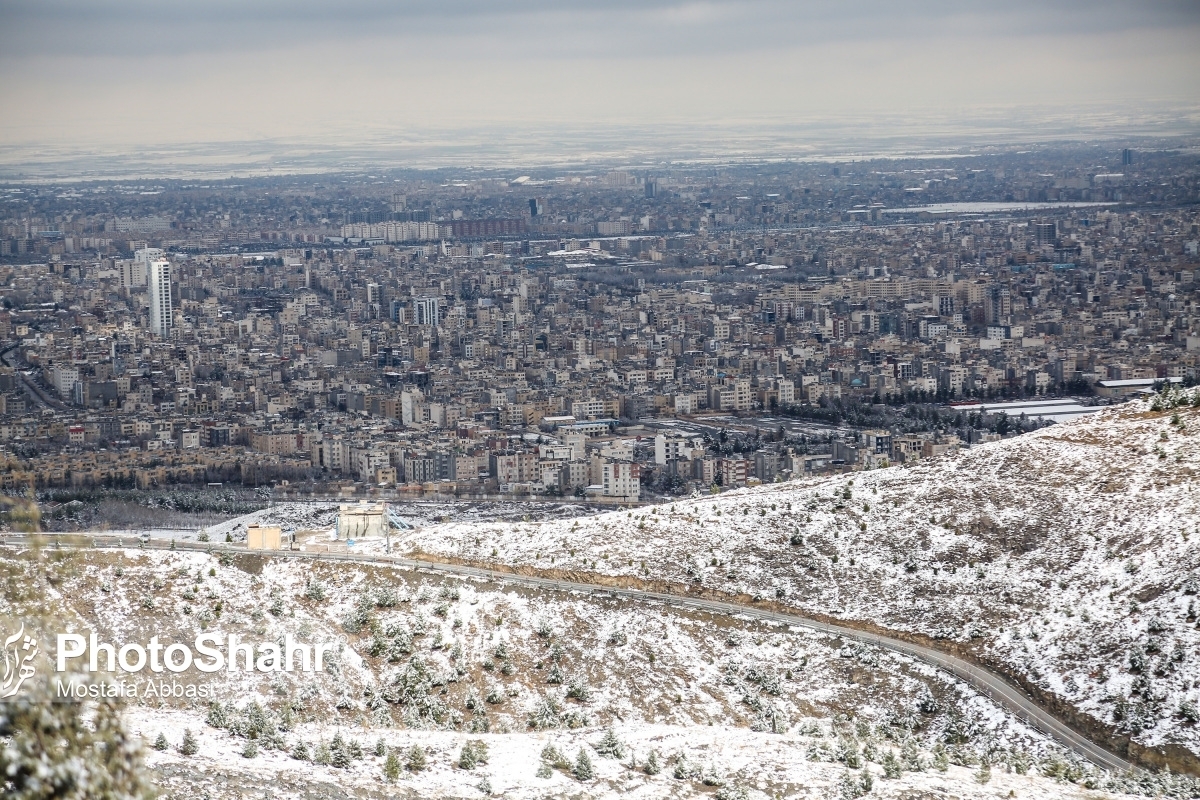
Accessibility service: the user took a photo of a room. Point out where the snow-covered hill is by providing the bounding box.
[403,390,1200,771]
[0,546,1168,799]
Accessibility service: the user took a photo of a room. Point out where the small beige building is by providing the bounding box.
[337,504,386,539]
[247,524,284,550]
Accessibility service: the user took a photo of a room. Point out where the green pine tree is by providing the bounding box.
[0,677,155,799]
[932,744,949,772]
[837,769,862,799]
[594,727,625,759]
[330,732,350,768]
[901,737,923,771]
[574,748,595,780]
[859,767,873,794]
[384,749,401,782]
[405,744,427,772]
[540,743,567,769]
[459,742,479,770]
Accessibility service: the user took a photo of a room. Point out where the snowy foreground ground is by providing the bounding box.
[0,545,1157,799]
[401,393,1200,761]
[131,715,1142,800]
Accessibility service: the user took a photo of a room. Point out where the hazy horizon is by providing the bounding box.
[1,1,1198,177]
[3,108,1200,182]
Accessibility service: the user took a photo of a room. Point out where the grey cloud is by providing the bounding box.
[1,0,1197,59]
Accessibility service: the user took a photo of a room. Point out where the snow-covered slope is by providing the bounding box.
[0,547,1164,799]
[135,717,1145,800]
[404,392,1200,769]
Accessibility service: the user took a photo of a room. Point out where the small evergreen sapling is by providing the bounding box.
[674,753,697,779]
[901,737,924,771]
[593,727,626,759]
[931,743,950,772]
[459,739,489,769]
[406,744,427,772]
[573,748,595,780]
[837,769,864,799]
[330,732,351,768]
[566,676,591,701]
[383,749,401,782]
[537,742,566,777]
[859,767,873,793]
[881,750,902,778]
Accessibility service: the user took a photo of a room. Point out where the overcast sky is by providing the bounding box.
[1,1,1197,152]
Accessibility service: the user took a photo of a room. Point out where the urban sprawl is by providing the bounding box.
[1,146,1198,505]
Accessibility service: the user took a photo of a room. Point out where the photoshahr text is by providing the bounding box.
[55,633,334,673]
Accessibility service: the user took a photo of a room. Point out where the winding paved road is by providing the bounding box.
[2,532,1136,774]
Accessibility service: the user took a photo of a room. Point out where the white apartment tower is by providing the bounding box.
[414,296,440,327]
[367,282,381,319]
[148,260,174,338]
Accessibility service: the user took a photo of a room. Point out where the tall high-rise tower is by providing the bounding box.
[414,296,440,327]
[367,282,381,319]
[148,260,174,337]
[1033,222,1057,247]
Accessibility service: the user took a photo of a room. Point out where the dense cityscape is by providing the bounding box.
[0,145,1196,509]
[5,1,1200,797]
